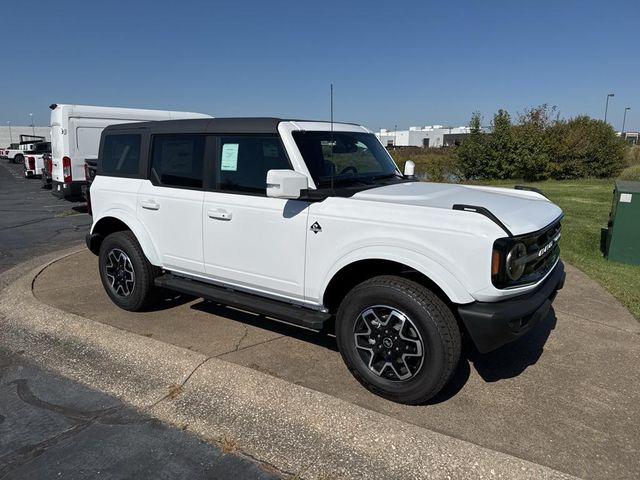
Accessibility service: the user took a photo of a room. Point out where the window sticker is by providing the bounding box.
[221,143,239,171]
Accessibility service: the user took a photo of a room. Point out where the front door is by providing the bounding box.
[137,134,206,275]
[202,135,308,301]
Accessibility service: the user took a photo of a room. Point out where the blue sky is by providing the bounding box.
[2,0,637,131]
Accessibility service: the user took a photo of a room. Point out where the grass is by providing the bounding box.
[218,435,240,454]
[478,179,640,321]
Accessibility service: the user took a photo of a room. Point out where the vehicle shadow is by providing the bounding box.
[190,300,339,352]
[466,308,558,382]
[72,204,88,214]
[142,290,197,312]
[425,309,557,404]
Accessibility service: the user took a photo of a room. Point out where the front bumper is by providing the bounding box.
[457,260,565,353]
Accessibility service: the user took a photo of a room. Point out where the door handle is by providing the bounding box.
[141,199,160,211]
[207,208,232,221]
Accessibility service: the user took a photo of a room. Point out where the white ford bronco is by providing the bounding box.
[87,118,565,404]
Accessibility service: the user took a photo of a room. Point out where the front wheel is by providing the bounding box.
[336,275,461,404]
[98,231,160,311]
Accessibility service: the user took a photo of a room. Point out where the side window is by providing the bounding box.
[151,135,205,189]
[102,134,141,176]
[216,135,290,194]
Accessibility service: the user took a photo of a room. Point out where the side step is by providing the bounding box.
[154,274,331,330]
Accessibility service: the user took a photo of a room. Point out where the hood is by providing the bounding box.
[352,182,563,236]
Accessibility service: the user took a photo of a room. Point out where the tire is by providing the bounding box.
[98,231,160,311]
[14,154,23,165]
[336,275,461,404]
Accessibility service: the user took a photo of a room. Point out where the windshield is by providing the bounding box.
[292,131,400,187]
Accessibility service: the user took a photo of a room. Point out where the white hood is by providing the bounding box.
[352,182,563,236]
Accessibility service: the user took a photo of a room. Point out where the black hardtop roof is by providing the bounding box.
[103,117,361,135]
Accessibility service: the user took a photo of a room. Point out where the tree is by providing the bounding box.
[512,105,555,180]
[457,111,488,179]
[487,109,515,179]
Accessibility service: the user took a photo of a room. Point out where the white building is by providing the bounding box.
[376,125,473,148]
[617,131,639,145]
[0,126,50,147]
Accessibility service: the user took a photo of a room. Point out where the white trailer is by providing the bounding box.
[49,104,211,199]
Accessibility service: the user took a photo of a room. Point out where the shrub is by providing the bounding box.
[389,147,459,183]
[546,116,626,179]
[625,145,640,166]
[512,123,549,180]
[619,165,640,181]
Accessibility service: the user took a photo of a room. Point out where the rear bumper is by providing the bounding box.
[52,180,84,199]
[41,171,52,187]
[458,261,565,353]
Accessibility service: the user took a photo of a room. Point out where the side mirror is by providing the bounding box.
[266,169,309,199]
[403,160,415,178]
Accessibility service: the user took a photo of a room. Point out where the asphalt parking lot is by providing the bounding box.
[0,160,89,273]
[35,249,640,480]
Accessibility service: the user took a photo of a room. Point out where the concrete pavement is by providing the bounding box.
[29,249,640,480]
[0,248,586,479]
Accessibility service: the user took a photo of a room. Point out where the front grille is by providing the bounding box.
[516,219,562,285]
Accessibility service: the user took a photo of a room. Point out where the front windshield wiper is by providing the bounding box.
[316,176,372,187]
[316,172,406,188]
[368,172,404,181]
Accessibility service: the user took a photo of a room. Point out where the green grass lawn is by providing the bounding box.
[480,179,640,320]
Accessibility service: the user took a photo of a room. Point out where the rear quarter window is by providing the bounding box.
[101,134,141,176]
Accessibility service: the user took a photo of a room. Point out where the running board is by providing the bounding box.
[154,274,331,330]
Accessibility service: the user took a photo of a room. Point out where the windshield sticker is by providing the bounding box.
[221,143,239,171]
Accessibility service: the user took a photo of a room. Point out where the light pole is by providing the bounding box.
[6,121,12,143]
[29,113,34,136]
[394,124,397,147]
[622,107,631,136]
[604,93,614,123]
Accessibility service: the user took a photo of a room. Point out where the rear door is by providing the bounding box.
[50,125,66,183]
[137,133,208,275]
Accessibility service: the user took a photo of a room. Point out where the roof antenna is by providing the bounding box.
[330,83,334,193]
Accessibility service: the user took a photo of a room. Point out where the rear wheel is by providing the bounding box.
[336,275,461,404]
[14,154,23,165]
[98,231,160,311]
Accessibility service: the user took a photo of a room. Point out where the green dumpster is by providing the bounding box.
[601,181,640,265]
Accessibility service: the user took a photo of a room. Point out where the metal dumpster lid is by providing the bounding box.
[615,181,640,193]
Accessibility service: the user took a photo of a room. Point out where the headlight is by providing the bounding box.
[506,242,527,281]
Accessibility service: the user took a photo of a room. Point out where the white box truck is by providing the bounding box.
[49,104,211,199]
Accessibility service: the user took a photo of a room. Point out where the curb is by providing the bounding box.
[0,250,581,480]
